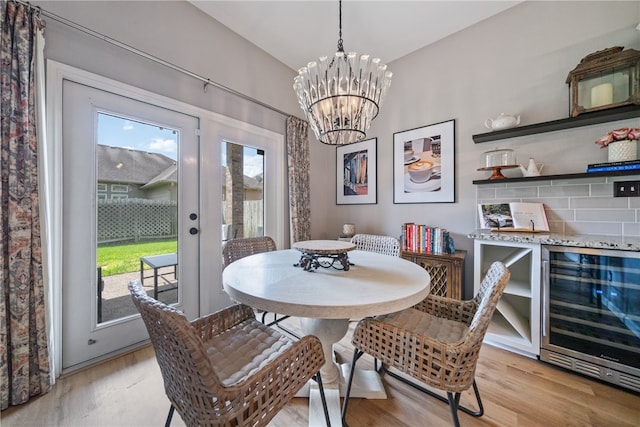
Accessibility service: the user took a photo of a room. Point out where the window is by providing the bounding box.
[111,184,129,193]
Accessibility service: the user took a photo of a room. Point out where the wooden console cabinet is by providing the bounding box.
[400,250,466,299]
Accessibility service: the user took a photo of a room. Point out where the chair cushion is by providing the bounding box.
[377,308,469,344]
[206,319,293,386]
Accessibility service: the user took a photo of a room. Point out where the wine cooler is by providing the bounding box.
[541,246,640,392]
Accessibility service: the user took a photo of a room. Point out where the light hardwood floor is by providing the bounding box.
[3,317,639,426]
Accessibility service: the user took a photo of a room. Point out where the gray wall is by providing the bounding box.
[308,1,640,297]
[37,1,298,132]
[38,1,640,298]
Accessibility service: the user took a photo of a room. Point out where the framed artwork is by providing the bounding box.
[336,137,377,205]
[393,119,455,204]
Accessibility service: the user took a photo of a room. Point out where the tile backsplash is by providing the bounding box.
[476,174,640,236]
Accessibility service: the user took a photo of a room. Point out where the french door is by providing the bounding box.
[61,80,200,370]
[50,61,287,373]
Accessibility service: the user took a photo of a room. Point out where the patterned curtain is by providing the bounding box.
[286,116,311,244]
[0,0,51,409]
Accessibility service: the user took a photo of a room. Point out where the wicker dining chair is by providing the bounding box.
[350,233,401,257]
[222,236,277,266]
[342,261,510,427]
[222,236,294,333]
[129,280,330,427]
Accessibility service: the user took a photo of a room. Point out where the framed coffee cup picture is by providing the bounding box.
[393,119,455,203]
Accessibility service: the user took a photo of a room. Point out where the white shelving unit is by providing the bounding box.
[474,239,541,358]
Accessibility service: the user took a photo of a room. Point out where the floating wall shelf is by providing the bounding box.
[472,104,640,144]
[473,169,640,185]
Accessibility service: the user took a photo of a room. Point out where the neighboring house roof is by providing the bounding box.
[98,145,262,190]
[222,166,263,191]
[142,164,177,189]
[97,145,175,185]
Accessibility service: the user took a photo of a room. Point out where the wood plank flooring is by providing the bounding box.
[3,317,639,426]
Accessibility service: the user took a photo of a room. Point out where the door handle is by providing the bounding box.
[189,227,198,235]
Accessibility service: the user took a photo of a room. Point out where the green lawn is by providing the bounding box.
[97,239,177,276]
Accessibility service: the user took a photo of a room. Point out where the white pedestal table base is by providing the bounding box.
[298,317,387,426]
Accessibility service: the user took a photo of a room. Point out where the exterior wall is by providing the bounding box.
[144,185,175,202]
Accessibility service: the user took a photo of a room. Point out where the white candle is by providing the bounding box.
[591,83,613,108]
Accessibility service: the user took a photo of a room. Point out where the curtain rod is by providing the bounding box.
[15,0,293,118]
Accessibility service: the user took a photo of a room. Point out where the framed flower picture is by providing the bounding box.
[336,137,377,205]
[393,119,455,204]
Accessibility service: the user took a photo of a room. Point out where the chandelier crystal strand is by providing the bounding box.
[293,2,392,145]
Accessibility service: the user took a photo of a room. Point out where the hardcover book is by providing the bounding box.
[586,162,640,173]
[478,202,549,232]
[587,159,640,169]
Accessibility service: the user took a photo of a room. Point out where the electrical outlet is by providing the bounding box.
[614,181,640,197]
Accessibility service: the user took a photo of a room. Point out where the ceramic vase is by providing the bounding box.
[608,139,637,162]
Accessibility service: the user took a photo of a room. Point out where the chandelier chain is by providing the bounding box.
[293,0,392,145]
[337,0,344,52]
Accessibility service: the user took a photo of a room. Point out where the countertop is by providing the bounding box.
[468,230,640,252]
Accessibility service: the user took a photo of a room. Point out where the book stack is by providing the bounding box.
[586,160,640,173]
[401,223,450,254]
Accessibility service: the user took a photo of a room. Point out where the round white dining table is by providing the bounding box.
[222,246,431,426]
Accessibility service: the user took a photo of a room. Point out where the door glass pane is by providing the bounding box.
[222,142,264,242]
[96,113,178,323]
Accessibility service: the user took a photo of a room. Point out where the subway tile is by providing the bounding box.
[629,198,640,208]
[622,222,640,236]
[564,221,622,236]
[551,176,606,185]
[529,198,569,209]
[547,221,564,234]
[575,209,636,222]
[477,188,497,199]
[607,175,640,183]
[493,187,539,199]
[505,181,548,188]
[546,209,574,221]
[540,185,590,197]
[590,183,614,197]
[570,197,629,209]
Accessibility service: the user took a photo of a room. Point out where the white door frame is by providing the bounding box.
[46,60,286,375]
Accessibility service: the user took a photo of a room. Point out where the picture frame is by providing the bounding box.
[393,119,455,204]
[336,137,377,205]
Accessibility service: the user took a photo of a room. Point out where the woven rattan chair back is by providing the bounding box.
[129,280,330,427]
[221,236,293,334]
[222,236,277,267]
[465,261,510,347]
[343,261,510,427]
[350,233,400,256]
[130,281,229,425]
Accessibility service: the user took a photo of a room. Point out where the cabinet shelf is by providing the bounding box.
[474,239,540,358]
[473,104,640,144]
[496,298,531,342]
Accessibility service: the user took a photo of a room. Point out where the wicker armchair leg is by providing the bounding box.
[382,366,485,421]
[447,392,462,427]
[314,371,332,427]
[165,404,175,427]
[341,348,365,427]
